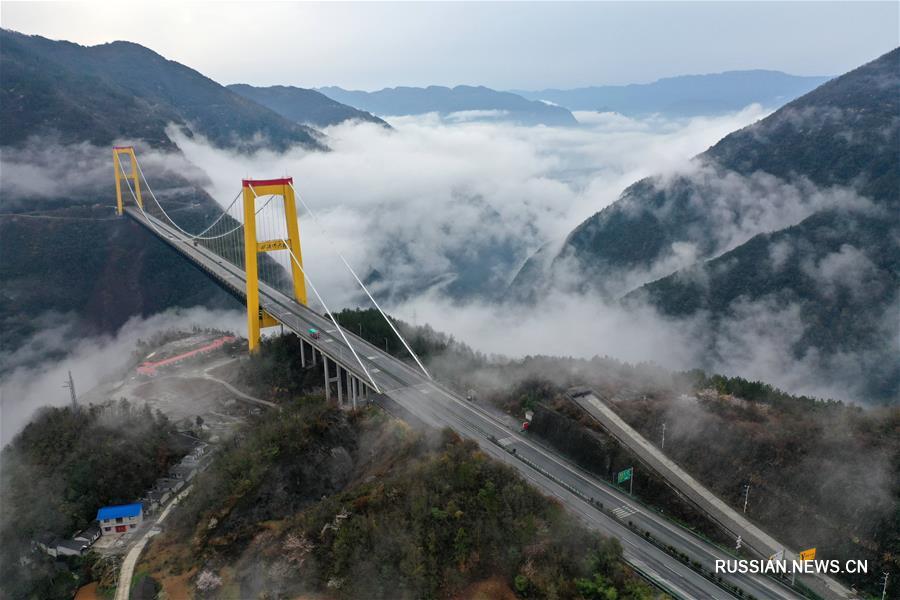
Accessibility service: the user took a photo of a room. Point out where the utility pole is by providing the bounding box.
[63,370,77,411]
[661,421,666,450]
[743,483,751,514]
[358,323,363,337]
[882,572,889,600]
[384,337,389,352]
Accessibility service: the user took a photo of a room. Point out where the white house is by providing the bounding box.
[55,539,89,557]
[97,503,143,535]
[34,535,88,557]
[73,524,101,546]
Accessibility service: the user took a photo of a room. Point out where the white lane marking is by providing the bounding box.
[367,355,379,360]
[497,436,514,447]
[612,504,638,519]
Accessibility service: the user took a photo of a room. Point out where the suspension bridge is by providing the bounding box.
[111,146,807,600]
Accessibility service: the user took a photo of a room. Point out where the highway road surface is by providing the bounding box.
[572,393,851,600]
[126,207,807,600]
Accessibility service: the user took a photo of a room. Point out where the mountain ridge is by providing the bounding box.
[514,69,832,116]
[227,84,390,129]
[316,84,578,126]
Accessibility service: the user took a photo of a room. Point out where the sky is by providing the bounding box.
[1,1,897,90]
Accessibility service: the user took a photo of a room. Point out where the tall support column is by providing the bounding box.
[352,377,359,409]
[300,339,307,368]
[282,183,308,306]
[242,184,261,352]
[337,365,344,407]
[323,356,331,401]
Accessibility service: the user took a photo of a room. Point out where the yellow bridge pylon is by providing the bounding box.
[242,177,308,352]
[113,146,142,215]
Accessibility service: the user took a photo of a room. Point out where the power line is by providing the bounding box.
[0,212,119,221]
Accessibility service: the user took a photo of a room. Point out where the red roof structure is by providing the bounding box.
[137,336,235,376]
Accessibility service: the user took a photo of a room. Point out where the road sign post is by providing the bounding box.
[617,467,634,495]
[793,547,816,585]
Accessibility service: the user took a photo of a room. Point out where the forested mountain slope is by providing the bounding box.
[511,48,898,299]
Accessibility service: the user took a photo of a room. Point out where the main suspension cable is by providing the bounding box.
[118,159,172,240]
[133,155,242,239]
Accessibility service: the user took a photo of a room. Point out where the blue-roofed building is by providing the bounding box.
[96,503,143,535]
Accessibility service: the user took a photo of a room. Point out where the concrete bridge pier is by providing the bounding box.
[319,352,368,410]
[323,355,342,404]
[323,355,330,401]
[336,364,344,407]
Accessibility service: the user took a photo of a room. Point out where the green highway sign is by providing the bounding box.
[617,467,633,484]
